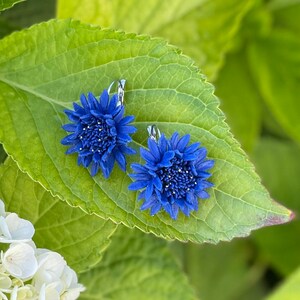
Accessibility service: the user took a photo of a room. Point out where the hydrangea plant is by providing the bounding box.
[0,200,85,300]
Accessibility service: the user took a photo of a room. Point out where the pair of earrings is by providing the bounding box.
[61,80,214,220]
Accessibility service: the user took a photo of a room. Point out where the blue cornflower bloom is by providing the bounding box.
[128,131,214,220]
[61,87,136,178]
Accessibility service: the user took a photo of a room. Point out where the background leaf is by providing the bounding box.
[80,226,197,300]
[0,158,117,273]
[247,30,300,145]
[171,240,266,300]
[251,138,300,276]
[56,0,254,80]
[215,51,262,152]
[266,266,300,300]
[0,19,292,245]
[0,0,24,12]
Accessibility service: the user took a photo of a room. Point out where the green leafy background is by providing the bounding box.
[0,0,299,299]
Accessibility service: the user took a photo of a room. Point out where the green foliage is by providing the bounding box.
[80,227,197,300]
[252,138,300,276]
[0,158,117,273]
[266,267,300,300]
[215,51,262,152]
[171,240,266,300]
[0,0,24,12]
[0,0,299,299]
[0,19,291,245]
[57,0,254,80]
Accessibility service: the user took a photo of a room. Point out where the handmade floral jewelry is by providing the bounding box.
[129,125,214,219]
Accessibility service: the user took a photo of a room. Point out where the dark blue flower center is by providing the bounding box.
[156,157,197,199]
[79,117,116,155]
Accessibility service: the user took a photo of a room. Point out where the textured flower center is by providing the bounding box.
[156,157,197,199]
[79,117,116,155]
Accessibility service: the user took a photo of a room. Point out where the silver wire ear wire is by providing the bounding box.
[117,79,126,106]
[147,125,161,142]
[107,79,126,106]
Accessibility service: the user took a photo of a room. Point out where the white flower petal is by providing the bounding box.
[10,284,36,300]
[38,282,60,300]
[61,266,85,300]
[0,290,8,300]
[0,200,6,217]
[4,213,34,242]
[34,251,66,290]
[0,273,12,289]
[61,286,85,300]
[2,242,38,280]
[0,216,12,241]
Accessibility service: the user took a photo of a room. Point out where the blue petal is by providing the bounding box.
[176,134,190,152]
[128,181,149,191]
[138,190,146,200]
[141,197,157,210]
[131,163,149,173]
[113,106,124,123]
[108,94,118,112]
[158,134,169,153]
[170,132,179,149]
[64,109,79,122]
[196,190,210,199]
[184,142,200,154]
[118,115,135,126]
[152,176,162,191]
[118,125,137,134]
[147,138,161,161]
[119,145,136,155]
[73,102,85,114]
[90,161,99,176]
[157,151,175,167]
[88,92,98,110]
[61,134,78,145]
[140,148,156,163]
[197,160,214,171]
[129,173,152,181]
[99,89,109,112]
[65,143,81,154]
[101,155,115,178]
[62,124,77,132]
[114,150,126,171]
[150,201,162,216]
[80,94,90,110]
[83,155,92,167]
[145,182,154,201]
[195,148,207,163]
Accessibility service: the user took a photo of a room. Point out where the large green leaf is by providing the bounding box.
[80,227,197,300]
[215,51,262,152]
[57,0,254,80]
[0,158,117,273]
[171,240,266,300]
[0,0,24,12]
[266,266,300,300]
[252,138,300,275]
[248,30,300,145]
[0,19,292,244]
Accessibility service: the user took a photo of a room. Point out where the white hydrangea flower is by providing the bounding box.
[38,282,61,300]
[60,266,85,300]
[10,284,37,300]
[1,242,38,280]
[0,213,35,243]
[33,250,66,291]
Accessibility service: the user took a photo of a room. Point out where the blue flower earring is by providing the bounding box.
[128,125,214,220]
[61,80,137,178]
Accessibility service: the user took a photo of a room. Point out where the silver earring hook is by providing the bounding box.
[147,125,161,142]
[107,79,126,106]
